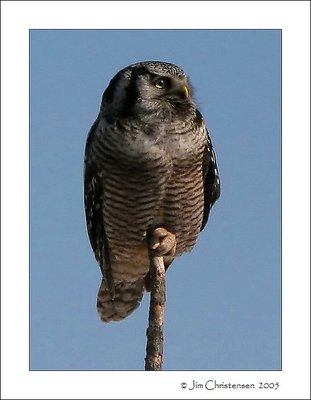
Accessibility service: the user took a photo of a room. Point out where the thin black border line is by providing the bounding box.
[29,28,282,372]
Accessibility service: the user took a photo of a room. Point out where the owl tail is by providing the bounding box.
[96,278,145,322]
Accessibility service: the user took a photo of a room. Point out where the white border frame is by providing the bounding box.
[1,1,310,399]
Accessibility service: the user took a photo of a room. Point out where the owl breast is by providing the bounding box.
[161,125,206,255]
[95,119,206,265]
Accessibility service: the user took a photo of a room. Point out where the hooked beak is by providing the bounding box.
[164,82,191,101]
[183,85,190,98]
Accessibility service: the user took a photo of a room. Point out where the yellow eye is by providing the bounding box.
[154,78,166,89]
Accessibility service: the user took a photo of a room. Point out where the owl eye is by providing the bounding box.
[154,78,167,89]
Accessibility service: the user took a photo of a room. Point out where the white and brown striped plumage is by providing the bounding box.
[84,61,220,322]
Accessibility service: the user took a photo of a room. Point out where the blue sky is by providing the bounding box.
[30,29,281,371]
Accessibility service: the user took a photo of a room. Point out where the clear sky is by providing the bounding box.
[30,29,281,371]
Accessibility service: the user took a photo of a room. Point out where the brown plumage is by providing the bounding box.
[84,61,220,322]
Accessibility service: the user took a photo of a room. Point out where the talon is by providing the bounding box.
[149,227,176,257]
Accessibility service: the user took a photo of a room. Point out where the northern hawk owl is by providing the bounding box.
[84,61,220,322]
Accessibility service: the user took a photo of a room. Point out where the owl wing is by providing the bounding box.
[200,117,221,231]
[84,117,110,279]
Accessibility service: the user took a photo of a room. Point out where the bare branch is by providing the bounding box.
[144,253,166,371]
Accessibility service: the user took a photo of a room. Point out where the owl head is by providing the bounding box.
[100,61,196,121]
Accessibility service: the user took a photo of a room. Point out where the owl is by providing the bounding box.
[84,61,220,322]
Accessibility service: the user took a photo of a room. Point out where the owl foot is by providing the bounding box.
[149,227,176,257]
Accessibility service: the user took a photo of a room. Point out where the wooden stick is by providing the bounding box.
[144,252,166,371]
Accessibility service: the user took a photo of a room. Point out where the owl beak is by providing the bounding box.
[183,85,190,98]
[168,83,190,100]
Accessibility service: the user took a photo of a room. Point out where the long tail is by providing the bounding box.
[97,278,145,322]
